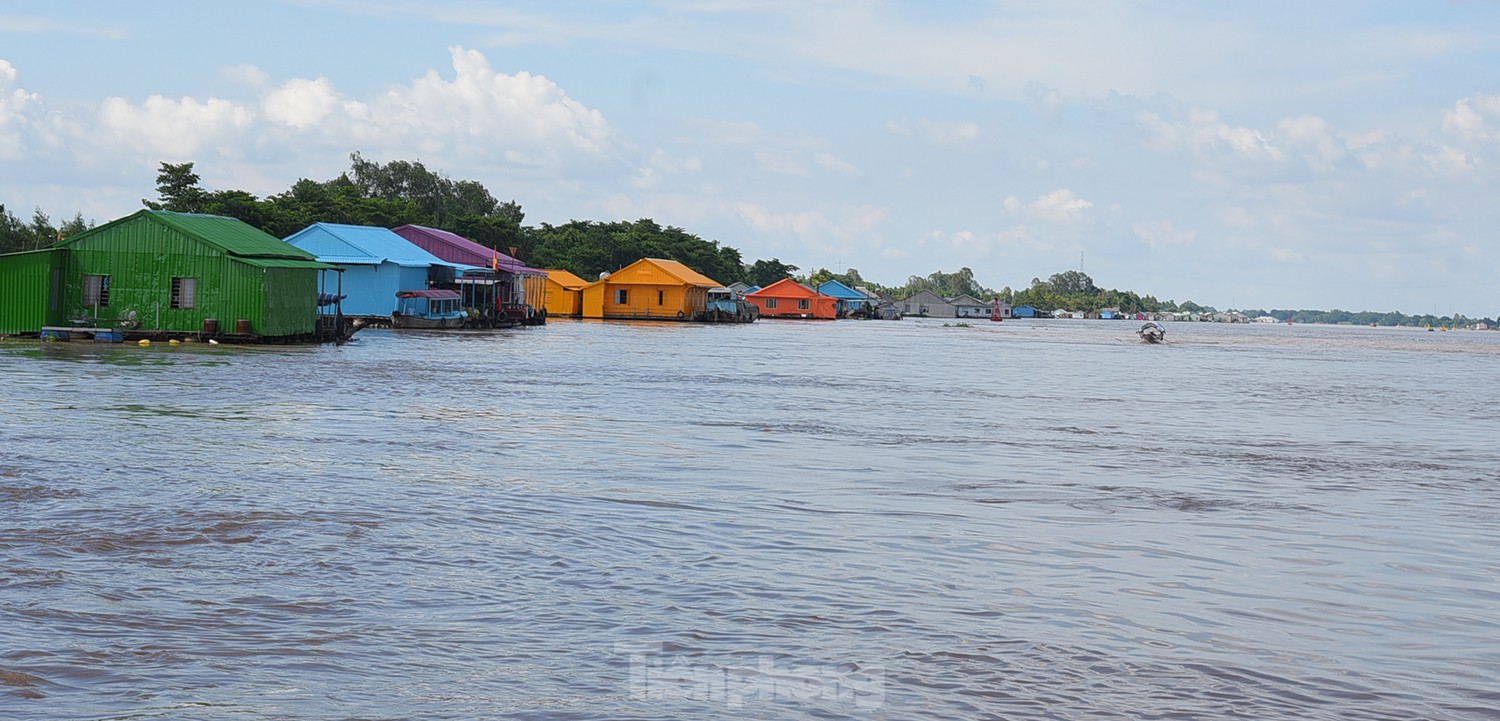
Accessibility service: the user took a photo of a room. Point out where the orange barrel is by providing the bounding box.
[202,318,218,334]
[235,319,252,334]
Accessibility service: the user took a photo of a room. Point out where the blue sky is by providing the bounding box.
[3,1,1498,315]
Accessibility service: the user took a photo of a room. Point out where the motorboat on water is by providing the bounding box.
[1137,321,1166,343]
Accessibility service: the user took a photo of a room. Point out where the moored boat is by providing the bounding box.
[391,289,467,329]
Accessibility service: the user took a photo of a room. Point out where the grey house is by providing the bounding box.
[947,294,992,318]
[901,290,956,318]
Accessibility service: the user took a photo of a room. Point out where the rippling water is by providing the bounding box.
[3,319,1499,720]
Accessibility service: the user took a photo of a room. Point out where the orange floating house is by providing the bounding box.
[580,258,724,321]
[744,278,837,320]
[541,268,589,317]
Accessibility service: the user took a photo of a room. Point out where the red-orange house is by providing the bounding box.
[744,279,837,320]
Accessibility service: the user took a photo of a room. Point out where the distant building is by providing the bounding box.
[1012,305,1043,318]
[816,279,872,317]
[745,278,837,319]
[901,290,957,318]
[947,294,991,318]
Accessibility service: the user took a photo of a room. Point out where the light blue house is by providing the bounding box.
[1013,305,1043,318]
[283,223,459,317]
[816,279,871,317]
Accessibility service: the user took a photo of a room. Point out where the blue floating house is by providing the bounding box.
[283,223,459,317]
[816,279,872,318]
[1012,305,1043,318]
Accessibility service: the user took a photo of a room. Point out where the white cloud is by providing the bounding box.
[1003,189,1094,223]
[919,224,1059,257]
[1442,94,1500,147]
[1132,219,1197,248]
[1137,106,1283,161]
[631,148,701,189]
[1421,145,1480,176]
[97,95,255,160]
[1276,115,1349,172]
[919,119,979,146]
[813,152,860,176]
[0,60,43,160]
[732,201,888,257]
[263,77,353,130]
[222,64,270,88]
[80,46,619,171]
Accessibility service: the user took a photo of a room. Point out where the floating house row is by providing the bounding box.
[538,258,757,323]
[0,209,557,340]
[0,212,763,340]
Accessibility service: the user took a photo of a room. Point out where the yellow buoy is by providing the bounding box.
[138,339,151,347]
[168,339,181,346]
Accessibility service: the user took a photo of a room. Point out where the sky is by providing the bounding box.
[2,1,1498,315]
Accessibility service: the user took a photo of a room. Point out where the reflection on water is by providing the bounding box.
[3,320,1499,719]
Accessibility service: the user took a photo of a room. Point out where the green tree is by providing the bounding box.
[745,258,799,287]
[144,162,208,212]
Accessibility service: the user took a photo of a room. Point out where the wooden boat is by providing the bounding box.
[391,289,467,329]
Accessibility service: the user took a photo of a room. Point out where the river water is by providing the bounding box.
[2,319,1498,720]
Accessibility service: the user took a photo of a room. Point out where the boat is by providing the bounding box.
[1137,321,1166,343]
[391,289,467,329]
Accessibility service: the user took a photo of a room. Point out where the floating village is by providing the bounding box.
[0,208,1397,345]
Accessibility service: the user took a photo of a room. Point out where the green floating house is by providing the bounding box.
[0,209,342,339]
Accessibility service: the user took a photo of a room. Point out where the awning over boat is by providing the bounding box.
[395,289,462,300]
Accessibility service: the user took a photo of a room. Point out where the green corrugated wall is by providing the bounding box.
[260,267,318,337]
[0,249,64,335]
[59,213,316,336]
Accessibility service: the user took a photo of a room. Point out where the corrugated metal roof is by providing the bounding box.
[543,269,590,289]
[284,223,453,268]
[390,224,543,275]
[58,210,318,261]
[816,279,865,299]
[640,258,722,287]
[746,278,820,297]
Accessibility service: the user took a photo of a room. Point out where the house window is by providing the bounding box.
[616,289,629,304]
[171,277,197,309]
[765,298,779,309]
[797,299,809,310]
[83,274,110,306]
[658,290,665,305]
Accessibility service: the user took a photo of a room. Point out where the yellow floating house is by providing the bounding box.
[580,258,723,321]
[541,268,589,317]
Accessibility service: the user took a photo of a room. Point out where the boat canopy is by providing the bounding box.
[395,289,462,300]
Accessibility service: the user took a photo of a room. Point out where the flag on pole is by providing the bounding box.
[491,245,498,271]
